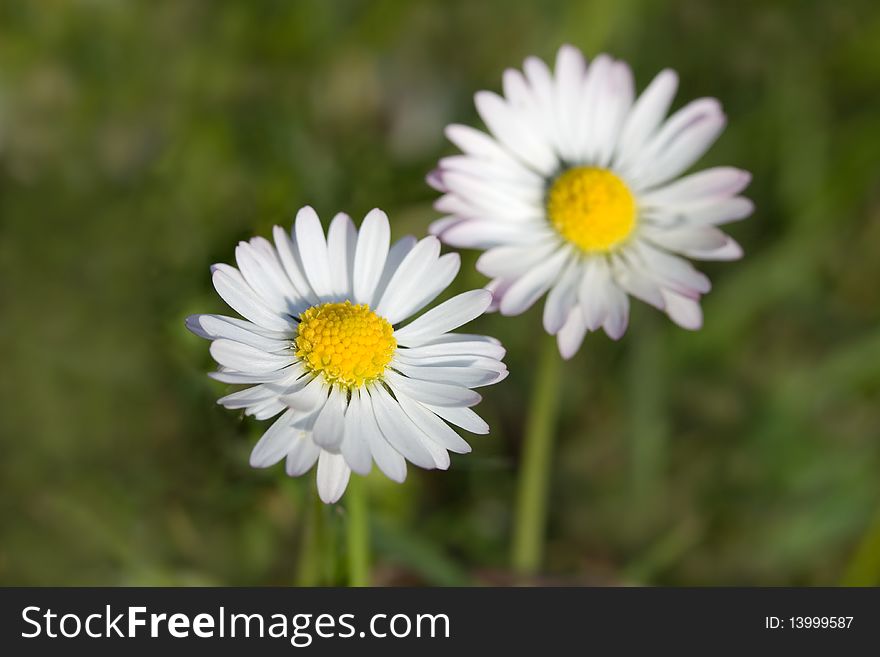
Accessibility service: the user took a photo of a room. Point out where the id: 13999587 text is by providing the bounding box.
[765,616,853,630]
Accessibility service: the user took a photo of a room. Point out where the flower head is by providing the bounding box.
[188,206,507,503]
[429,45,753,358]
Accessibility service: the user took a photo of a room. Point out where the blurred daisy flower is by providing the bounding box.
[188,206,507,503]
[429,45,753,358]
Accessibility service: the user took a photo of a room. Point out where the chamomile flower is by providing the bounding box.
[188,206,507,503]
[429,45,753,358]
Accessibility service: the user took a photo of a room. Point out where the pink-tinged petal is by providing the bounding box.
[474,90,558,175]
[602,284,630,340]
[557,305,587,359]
[686,236,744,261]
[440,219,552,250]
[499,247,570,316]
[554,44,587,162]
[614,68,679,170]
[662,289,703,330]
[543,259,581,334]
[640,167,752,206]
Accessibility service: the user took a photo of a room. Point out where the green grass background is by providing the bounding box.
[1,0,879,585]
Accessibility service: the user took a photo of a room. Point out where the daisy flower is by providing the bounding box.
[187,206,507,503]
[429,45,753,358]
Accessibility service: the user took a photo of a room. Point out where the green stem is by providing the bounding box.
[511,332,563,577]
[628,314,667,506]
[296,487,324,586]
[346,476,370,587]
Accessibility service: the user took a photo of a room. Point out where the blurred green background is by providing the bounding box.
[2,0,879,586]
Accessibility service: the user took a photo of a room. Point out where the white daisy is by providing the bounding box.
[429,45,754,358]
[187,206,507,503]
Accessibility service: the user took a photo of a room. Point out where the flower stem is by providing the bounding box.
[296,487,324,586]
[511,332,563,578]
[346,476,370,587]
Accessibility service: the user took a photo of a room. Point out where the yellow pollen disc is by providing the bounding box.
[547,166,637,252]
[295,301,396,389]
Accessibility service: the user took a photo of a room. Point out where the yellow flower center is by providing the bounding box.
[547,166,637,252]
[295,301,396,389]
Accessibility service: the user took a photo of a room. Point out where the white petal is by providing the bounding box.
[383,370,481,408]
[294,206,334,300]
[434,193,475,217]
[557,305,587,359]
[435,218,553,250]
[439,170,544,221]
[208,368,295,384]
[394,290,492,346]
[662,289,703,330]
[614,68,678,170]
[211,266,291,332]
[638,114,727,189]
[316,451,351,504]
[686,236,744,261]
[286,435,320,476]
[340,390,373,475]
[593,60,635,167]
[428,214,463,235]
[326,212,357,298]
[370,235,417,307]
[523,55,562,154]
[475,90,558,175]
[445,123,520,164]
[282,374,328,412]
[578,258,613,330]
[391,361,503,389]
[439,153,544,187]
[394,390,471,454]
[441,167,544,206]
[359,387,407,483]
[367,385,436,469]
[503,67,551,150]
[609,253,665,310]
[218,384,277,409]
[477,240,560,279]
[394,350,506,374]
[631,98,724,189]
[646,197,754,227]
[385,395,451,470]
[602,283,630,340]
[234,242,285,314]
[291,392,326,432]
[375,236,441,323]
[415,435,451,470]
[352,208,391,304]
[578,54,614,164]
[259,369,312,400]
[554,44,587,162]
[632,241,711,297]
[642,225,729,254]
[250,408,297,468]
[399,335,506,361]
[250,398,287,421]
[485,277,515,312]
[237,237,303,315]
[311,385,347,450]
[273,224,318,305]
[186,314,291,351]
[209,339,293,373]
[640,167,751,207]
[543,259,581,334]
[421,403,489,435]
[498,247,570,316]
[385,253,460,325]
